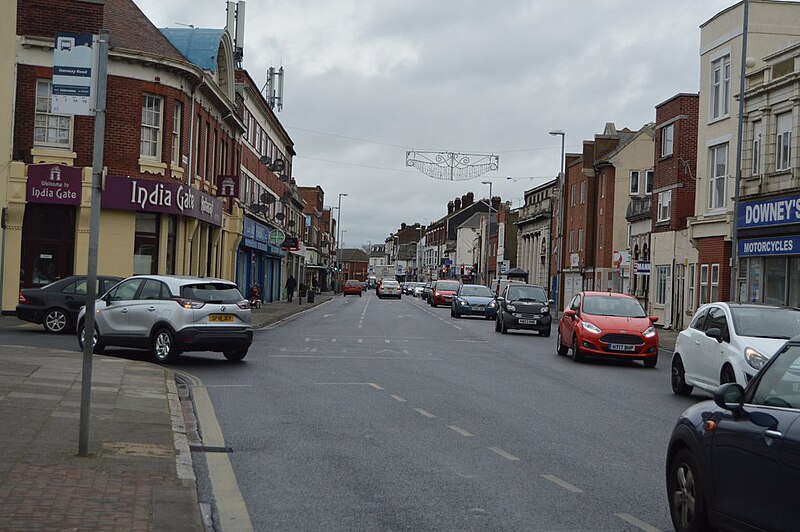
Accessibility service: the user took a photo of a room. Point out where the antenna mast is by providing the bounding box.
[266,66,285,111]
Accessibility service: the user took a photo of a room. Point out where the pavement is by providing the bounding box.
[0,291,335,531]
[0,290,676,530]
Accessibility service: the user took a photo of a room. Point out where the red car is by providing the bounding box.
[556,291,659,367]
[342,279,362,297]
[429,280,461,307]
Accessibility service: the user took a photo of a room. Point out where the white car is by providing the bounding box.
[377,280,401,299]
[671,302,800,395]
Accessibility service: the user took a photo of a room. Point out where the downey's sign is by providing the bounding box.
[27,164,82,205]
[102,175,223,226]
[737,195,800,229]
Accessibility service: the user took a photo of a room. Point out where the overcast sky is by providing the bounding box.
[135,0,737,249]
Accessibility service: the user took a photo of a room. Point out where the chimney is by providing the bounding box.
[463,192,474,207]
[401,223,407,230]
[447,201,455,214]
[454,198,462,211]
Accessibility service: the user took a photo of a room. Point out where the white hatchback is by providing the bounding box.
[671,302,800,395]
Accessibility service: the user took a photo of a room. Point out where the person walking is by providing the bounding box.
[285,274,297,302]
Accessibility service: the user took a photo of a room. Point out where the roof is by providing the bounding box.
[104,0,187,63]
[338,248,369,262]
[458,212,485,229]
[160,28,226,72]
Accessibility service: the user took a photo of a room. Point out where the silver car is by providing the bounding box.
[77,275,253,363]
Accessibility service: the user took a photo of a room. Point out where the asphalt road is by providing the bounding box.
[0,296,704,531]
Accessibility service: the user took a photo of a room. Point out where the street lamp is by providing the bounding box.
[335,193,347,292]
[481,180,493,285]
[549,130,566,310]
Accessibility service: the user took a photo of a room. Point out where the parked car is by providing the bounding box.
[77,275,253,363]
[421,281,433,302]
[556,291,658,365]
[451,284,497,319]
[495,283,552,336]
[17,275,123,333]
[412,283,425,298]
[429,279,460,307]
[342,279,363,297]
[671,302,800,395]
[377,279,401,299]
[665,336,800,532]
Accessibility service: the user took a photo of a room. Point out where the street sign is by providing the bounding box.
[52,33,97,116]
[269,228,285,246]
[635,260,651,275]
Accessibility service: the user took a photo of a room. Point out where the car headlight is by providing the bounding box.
[457,298,467,305]
[541,305,549,314]
[745,347,768,371]
[582,321,602,334]
[488,300,497,308]
[506,304,516,312]
[643,325,657,338]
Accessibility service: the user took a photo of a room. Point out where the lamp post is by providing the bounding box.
[335,193,347,292]
[549,130,566,311]
[481,180,493,285]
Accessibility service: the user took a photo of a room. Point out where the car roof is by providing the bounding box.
[128,275,237,290]
[580,291,635,298]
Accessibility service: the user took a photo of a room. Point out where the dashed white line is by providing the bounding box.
[451,324,463,330]
[331,338,337,343]
[304,337,310,342]
[487,447,520,461]
[368,383,384,390]
[614,513,662,532]
[357,338,363,343]
[390,394,406,402]
[541,474,583,493]
[413,408,436,418]
[447,425,473,437]
[385,339,391,344]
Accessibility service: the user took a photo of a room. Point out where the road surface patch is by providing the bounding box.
[488,446,520,461]
[447,425,474,437]
[413,408,436,418]
[541,474,583,493]
[614,513,662,532]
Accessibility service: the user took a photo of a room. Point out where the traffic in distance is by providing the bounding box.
[12,273,800,530]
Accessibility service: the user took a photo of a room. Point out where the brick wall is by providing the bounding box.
[593,165,615,268]
[696,236,731,305]
[18,0,103,39]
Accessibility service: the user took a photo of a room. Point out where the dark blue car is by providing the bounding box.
[666,336,800,532]
[450,284,497,320]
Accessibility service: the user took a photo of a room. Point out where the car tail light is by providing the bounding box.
[237,299,251,310]
[172,297,206,309]
[18,291,28,304]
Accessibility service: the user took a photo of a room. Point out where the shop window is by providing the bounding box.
[764,257,787,305]
[165,215,177,274]
[790,257,800,308]
[140,94,163,159]
[133,213,159,275]
[748,258,762,303]
[35,79,72,148]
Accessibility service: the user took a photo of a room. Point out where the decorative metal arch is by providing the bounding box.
[405,150,499,181]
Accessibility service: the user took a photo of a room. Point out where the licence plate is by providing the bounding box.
[519,319,537,325]
[209,314,234,322]
[473,305,485,310]
[609,343,636,352]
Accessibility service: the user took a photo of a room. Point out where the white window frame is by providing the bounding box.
[34,79,72,148]
[657,190,672,222]
[656,265,670,305]
[711,263,720,302]
[661,124,674,157]
[580,181,586,204]
[570,184,576,206]
[688,263,696,310]
[776,112,792,171]
[171,101,182,166]
[752,120,762,175]
[598,224,603,250]
[578,228,584,252]
[600,174,606,198]
[700,264,709,305]
[569,230,574,253]
[140,94,163,160]
[645,170,654,194]
[711,54,731,120]
[630,170,640,195]
[709,143,728,210]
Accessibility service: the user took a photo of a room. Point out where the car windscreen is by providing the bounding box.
[383,281,399,287]
[730,307,800,339]
[506,286,547,302]
[582,295,646,317]
[436,281,460,291]
[181,283,243,303]
[345,280,360,286]
[460,285,492,297]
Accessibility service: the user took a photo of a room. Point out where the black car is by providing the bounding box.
[17,275,123,333]
[666,336,800,532]
[494,283,553,336]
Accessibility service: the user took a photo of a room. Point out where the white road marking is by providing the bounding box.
[357,338,363,343]
[451,324,462,330]
[323,314,332,318]
[413,408,436,418]
[304,337,310,342]
[268,355,441,360]
[614,513,662,532]
[541,474,583,493]
[376,349,399,354]
[385,339,391,344]
[331,338,337,343]
[310,347,317,353]
[368,383,384,390]
[447,425,474,437]
[402,349,409,355]
[312,382,376,386]
[488,447,520,461]
[390,395,406,402]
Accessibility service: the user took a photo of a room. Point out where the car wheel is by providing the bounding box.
[720,365,736,385]
[539,328,551,338]
[359,293,362,297]
[495,315,501,332]
[667,449,709,532]
[152,328,179,364]
[223,349,248,362]
[571,335,585,362]
[643,355,658,368]
[500,315,508,334]
[671,356,693,396]
[556,329,569,356]
[77,322,105,354]
[450,307,455,317]
[43,308,69,334]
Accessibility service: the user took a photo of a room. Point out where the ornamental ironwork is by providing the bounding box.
[405,150,499,181]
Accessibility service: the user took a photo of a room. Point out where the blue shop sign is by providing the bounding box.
[243,217,256,239]
[739,236,800,257]
[737,195,800,229]
[243,217,272,243]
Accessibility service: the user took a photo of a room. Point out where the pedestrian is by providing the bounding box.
[298,282,307,305]
[311,276,318,294]
[285,274,297,302]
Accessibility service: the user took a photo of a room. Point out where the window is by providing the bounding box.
[656,265,670,305]
[700,264,709,304]
[627,224,632,248]
[689,307,707,330]
[709,144,728,209]
[661,124,674,157]
[171,102,182,166]
[578,228,584,251]
[752,120,762,175]
[35,79,72,147]
[140,95,163,159]
[776,112,792,171]
[630,170,640,194]
[133,213,159,275]
[600,174,605,198]
[569,230,574,252]
[657,190,672,222]
[710,263,720,302]
[645,170,654,194]
[570,184,576,206]
[109,278,144,301]
[688,263,696,309]
[598,224,603,249]
[711,54,731,120]
[204,122,210,180]
[580,181,586,204]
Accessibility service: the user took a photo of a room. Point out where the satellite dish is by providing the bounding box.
[279,173,289,182]
[280,193,290,205]
[287,219,296,227]
[250,203,263,213]
[260,193,271,204]
[260,155,272,165]
[275,212,285,221]
[272,158,286,172]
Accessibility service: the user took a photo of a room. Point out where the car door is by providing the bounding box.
[126,279,167,339]
[695,306,728,387]
[561,294,581,341]
[679,307,708,382]
[96,278,144,338]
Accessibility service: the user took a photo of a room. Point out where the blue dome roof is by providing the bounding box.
[160,28,226,72]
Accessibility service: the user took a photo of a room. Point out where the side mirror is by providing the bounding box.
[496,296,505,303]
[565,309,576,318]
[548,299,555,305]
[705,327,724,343]
[649,316,659,323]
[713,383,745,413]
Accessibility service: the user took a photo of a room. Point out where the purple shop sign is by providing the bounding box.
[27,164,82,205]
[102,175,223,226]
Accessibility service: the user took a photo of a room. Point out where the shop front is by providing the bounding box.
[237,216,286,303]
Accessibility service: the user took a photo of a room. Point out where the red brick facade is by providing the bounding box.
[695,236,731,308]
[18,0,103,39]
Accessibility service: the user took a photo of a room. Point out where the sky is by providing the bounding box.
[134,0,739,250]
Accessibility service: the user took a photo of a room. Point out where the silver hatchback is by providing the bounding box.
[77,275,253,363]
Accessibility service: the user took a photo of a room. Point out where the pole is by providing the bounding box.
[79,29,108,457]
[335,193,346,292]
[549,130,566,311]
[482,181,493,285]
[730,0,749,302]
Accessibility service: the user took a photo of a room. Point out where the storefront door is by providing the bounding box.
[20,204,75,287]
